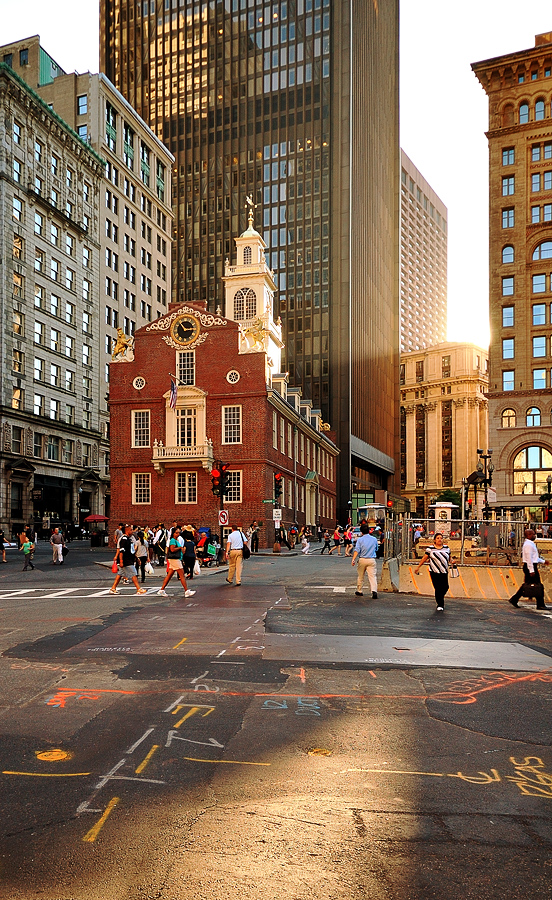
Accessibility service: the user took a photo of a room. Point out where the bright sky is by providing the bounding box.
[2,0,552,350]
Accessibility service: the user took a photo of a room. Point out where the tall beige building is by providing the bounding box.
[473,33,552,517]
[400,343,488,518]
[1,35,174,526]
[400,150,448,352]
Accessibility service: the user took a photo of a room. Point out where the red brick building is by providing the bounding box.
[108,219,338,547]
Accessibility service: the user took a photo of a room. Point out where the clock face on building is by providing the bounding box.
[170,314,201,345]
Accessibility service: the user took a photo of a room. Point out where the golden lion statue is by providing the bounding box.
[112,328,134,360]
[242,317,267,351]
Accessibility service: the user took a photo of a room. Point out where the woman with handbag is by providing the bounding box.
[414,532,457,612]
[134,531,149,584]
[157,528,196,598]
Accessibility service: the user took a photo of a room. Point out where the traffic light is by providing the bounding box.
[211,465,221,497]
[220,462,231,497]
[274,472,283,500]
[386,499,393,509]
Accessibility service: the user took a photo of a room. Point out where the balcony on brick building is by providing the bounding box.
[151,439,214,475]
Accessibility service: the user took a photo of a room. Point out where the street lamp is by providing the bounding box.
[477,449,494,520]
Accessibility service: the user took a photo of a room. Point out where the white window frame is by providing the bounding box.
[287,422,293,457]
[222,405,242,444]
[280,417,285,454]
[132,409,151,448]
[132,472,151,505]
[272,411,278,449]
[175,471,198,504]
[177,350,195,385]
[225,470,242,504]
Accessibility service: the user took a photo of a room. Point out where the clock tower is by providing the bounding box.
[223,199,283,383]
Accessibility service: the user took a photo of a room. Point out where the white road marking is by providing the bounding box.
[39,588,83,599]
[126,728,156,754]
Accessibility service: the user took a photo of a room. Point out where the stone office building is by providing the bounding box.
[0,35,175,526]
[400,342,489,518]
[0,60,104,537]
[473,32,552,516]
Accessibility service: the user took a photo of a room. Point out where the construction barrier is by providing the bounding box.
[381,560,552,603]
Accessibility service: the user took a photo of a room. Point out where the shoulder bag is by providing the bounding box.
[240,533,251,560]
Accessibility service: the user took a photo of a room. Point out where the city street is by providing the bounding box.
[1,541,552,899]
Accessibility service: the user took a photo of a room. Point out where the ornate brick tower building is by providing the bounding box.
[473,32,552,517]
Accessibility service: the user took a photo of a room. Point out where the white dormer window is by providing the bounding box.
[243,245,252,264]
[234,288,257,319]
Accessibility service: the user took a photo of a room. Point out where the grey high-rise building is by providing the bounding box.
[100,0,400,514]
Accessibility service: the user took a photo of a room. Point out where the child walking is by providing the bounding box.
[21,538,35,570]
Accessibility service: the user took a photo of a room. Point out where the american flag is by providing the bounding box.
[169,378,177,409]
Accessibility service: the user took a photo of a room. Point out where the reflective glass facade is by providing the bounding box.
[101,0,400,512]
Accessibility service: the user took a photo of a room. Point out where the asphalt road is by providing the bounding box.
[0,540,552,899]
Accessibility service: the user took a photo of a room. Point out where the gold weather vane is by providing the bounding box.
[245,194,257,227]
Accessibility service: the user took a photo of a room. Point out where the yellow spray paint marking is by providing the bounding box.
[173,636,187,650]
[173,705,215,728]
[35,749,73,761]
[471,567,486,598]
[82,797,119,843]
[487,568,501,599]
[499,569,510,592]
[457,569,469,597]
[3,770,89,777]
[135,744,159,774]
[308,748,331,756]
[182,756,270,766]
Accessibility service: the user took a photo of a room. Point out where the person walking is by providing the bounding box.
[508,528,550,610]
[351,523,378,598]
[110,524,148,595]
[0,528,6,563]
[157,527,196,597]
[50,527,65,565]
[225,524,245,585]
[320,529,332,554]
[414,532,456,612]
[329,526,342,556]
[134,531,149,583]
[182,527,197,579]
[20,535,35,570]
[343,525,353,557]
[301,532,310,554]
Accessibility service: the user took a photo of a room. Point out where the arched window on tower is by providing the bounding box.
[233,288,257,319]
[533,240,552,260]
[502,408,516,428]
[502,245,514,264]
[243,246,252,264]
[519,102,529,124]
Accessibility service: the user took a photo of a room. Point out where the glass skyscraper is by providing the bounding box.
[101,0,400,515]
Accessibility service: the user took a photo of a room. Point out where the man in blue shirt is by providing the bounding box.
[351,524,379,598]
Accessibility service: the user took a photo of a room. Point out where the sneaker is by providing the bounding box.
[109,588,120,594]
[184,589,196,597]
[436,606,444,612]
[157,589,168,596]
[355,591,363,596]
[136,588,147,594]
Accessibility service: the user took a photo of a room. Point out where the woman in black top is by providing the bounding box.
[182,528,197,578]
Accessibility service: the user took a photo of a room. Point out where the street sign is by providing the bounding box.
[273,509,282,521]
[262,499,275,503]
[218,510,229,526]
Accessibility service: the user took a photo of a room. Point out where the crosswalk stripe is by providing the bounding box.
[39,588,83,599]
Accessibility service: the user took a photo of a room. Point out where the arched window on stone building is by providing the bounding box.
[502,408,516,428]
[519,102,529,124]
[533,240,552,260]
[513,445,552,494]
[527,407,541,427]
[536,99,546,121]
[502,245,514,264]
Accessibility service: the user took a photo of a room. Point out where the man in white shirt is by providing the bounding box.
[225,524,244,586]
[509,529,550,610]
